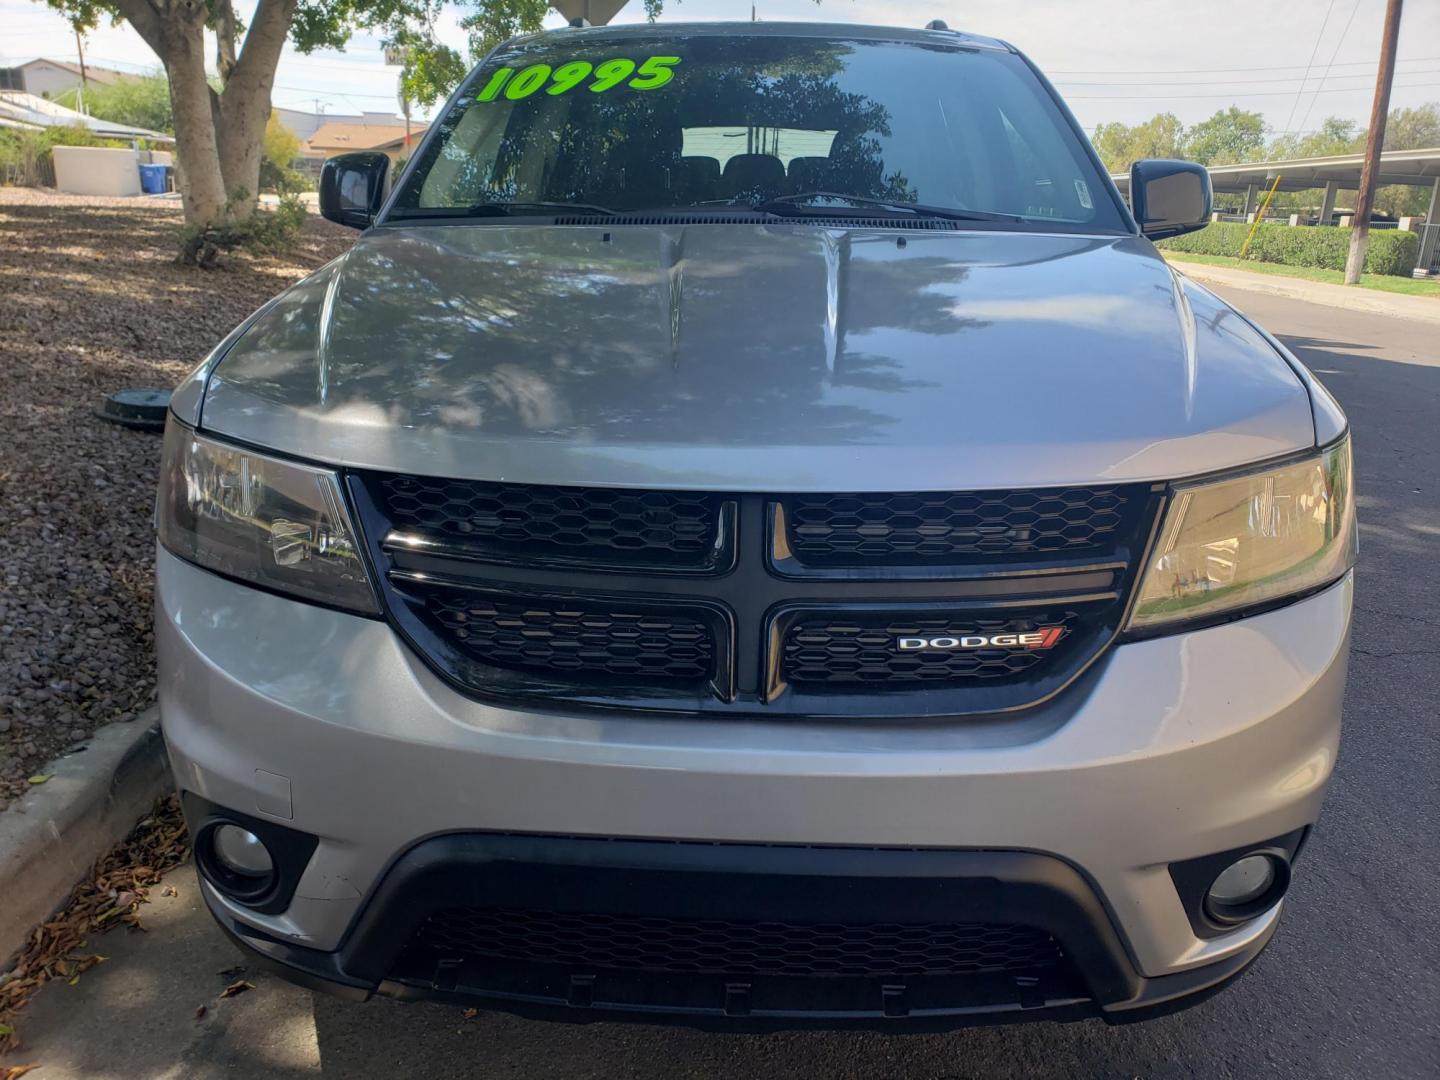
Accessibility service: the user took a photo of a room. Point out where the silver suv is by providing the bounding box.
[156,21,1355,1026]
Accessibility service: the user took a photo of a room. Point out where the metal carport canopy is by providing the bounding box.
[1110,147,1440,195]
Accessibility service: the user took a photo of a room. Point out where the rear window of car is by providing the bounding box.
[389,33,1126,232]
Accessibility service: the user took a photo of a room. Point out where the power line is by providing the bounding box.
[1053,70,1439,88]
[1046,55,1440,75]
[1065,80,1440,100]
[1280,0,1338,138]
[1294,0,1366,138]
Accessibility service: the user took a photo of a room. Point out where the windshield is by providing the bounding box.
[389,32,1127,231]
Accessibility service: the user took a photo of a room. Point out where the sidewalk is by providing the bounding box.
[1167,258,1440,325]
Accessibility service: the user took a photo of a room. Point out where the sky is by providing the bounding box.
[3,0,1439,136]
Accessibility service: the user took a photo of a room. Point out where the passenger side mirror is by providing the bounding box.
[320,153,390,229]
[1130,159,1212,241]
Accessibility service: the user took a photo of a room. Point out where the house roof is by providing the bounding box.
[305,121,428,153]
[0,91,173,142]
[1111,147,1440,196]
[19,58,136,86]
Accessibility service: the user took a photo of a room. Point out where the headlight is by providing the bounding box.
[1127,437,1355,632]
[157,421,378,613]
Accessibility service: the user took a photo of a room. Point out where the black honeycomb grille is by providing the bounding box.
[785,488,1133,565]
[413,906,1064,978]
[783,612,1081,686]
[376,474,719,565]
[417,590,714,682]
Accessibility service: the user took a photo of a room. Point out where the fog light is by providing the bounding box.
[1205,854,1285,923]
[211,824,274,879]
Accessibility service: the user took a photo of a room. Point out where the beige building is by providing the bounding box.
[11,59,136,99]
[303,121,429,165]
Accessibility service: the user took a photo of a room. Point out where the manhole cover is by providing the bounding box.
[96,389,171,432]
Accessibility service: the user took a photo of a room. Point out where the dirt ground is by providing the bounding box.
[0,189,355,806]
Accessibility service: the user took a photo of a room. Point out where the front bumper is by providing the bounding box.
[200,830,1278,1027]
[157,547,1350,1021]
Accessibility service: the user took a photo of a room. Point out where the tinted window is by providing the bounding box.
[391,34,1125,231]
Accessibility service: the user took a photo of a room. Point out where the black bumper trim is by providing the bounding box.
[202,833,1278,1029]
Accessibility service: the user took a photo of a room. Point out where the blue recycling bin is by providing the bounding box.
[138,163,169,194]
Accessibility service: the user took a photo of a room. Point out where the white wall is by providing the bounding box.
[19,61,81,99]
[52,145,140,197]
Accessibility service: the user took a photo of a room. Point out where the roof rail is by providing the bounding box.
[924,19,950,30]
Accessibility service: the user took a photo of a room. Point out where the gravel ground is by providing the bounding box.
[0,189,354,807]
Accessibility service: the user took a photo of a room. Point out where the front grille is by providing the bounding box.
[411,587,714,683]
[350,473,1157,717]
[375,474,720,566]
[784,488,1132,565]
[412,906,1064,978]
[783,611,1082,686]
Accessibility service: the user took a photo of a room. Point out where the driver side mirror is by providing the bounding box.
[319,152,390,229]
[1130,159,1212,241]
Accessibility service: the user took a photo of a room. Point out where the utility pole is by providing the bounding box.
[74,29,87,115]
[1344,0,1404,285]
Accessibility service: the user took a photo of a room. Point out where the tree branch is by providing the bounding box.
[226,0,299,101]
[214,0,239,83]
[111,0,169,55]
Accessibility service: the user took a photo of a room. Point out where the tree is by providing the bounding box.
[38,0,555,249]
[55,70,175,133]
[1268,116,1362,161]
[1382,102,1440,151]
[1090,112,1183,172]
[1375,101,1440,218]
[1181,106,1266,165]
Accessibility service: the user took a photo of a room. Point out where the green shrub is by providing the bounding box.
[0,124,127,187]
[1158,220,1419,276]
[178,192,308,267]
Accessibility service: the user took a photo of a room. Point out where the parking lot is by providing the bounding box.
[5,279,1434,1078]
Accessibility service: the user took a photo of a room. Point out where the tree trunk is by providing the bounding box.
[159,12,228,228]
[110,0,298,256]
[216,0,299,211]
[217,95,270,210]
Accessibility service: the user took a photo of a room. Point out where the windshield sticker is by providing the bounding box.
[1074,179,1093,210]
[477,56,681,102]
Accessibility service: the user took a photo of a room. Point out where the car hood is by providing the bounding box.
[199,224,1314,490]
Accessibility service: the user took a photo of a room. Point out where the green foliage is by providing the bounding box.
[1268,116,1362,161]
[1382,103,1440,152]
[0,122,125,186]
[178,192,309,266]
[1089,107,1266,172]
[55,72,174,134]
[1180,106,1266,165]
[1158,221,1419,277]
[1090,113,1182,172]
[391,26,470,110]
[258,114,310,192]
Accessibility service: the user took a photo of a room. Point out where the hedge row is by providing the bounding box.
[1157,220,1419,277]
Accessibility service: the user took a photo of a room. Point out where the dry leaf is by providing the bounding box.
[195,1005,207,1020]
[462,1007,479,1020]
[162,884,178,897]
[0,796,189,1054]
[2,1064,39,1080]
[220,980,256,999]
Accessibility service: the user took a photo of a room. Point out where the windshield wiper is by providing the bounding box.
[741,192,1025,224]
[388,201,616,220]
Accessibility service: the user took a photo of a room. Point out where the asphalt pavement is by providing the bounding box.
[11,286,1439,1079]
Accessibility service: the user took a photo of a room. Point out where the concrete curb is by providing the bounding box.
[0,707,171,969]
[1168,258,1440,326]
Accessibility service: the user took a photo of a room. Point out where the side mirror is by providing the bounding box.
[319,152,390,229]
[1130,159,1212,241]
